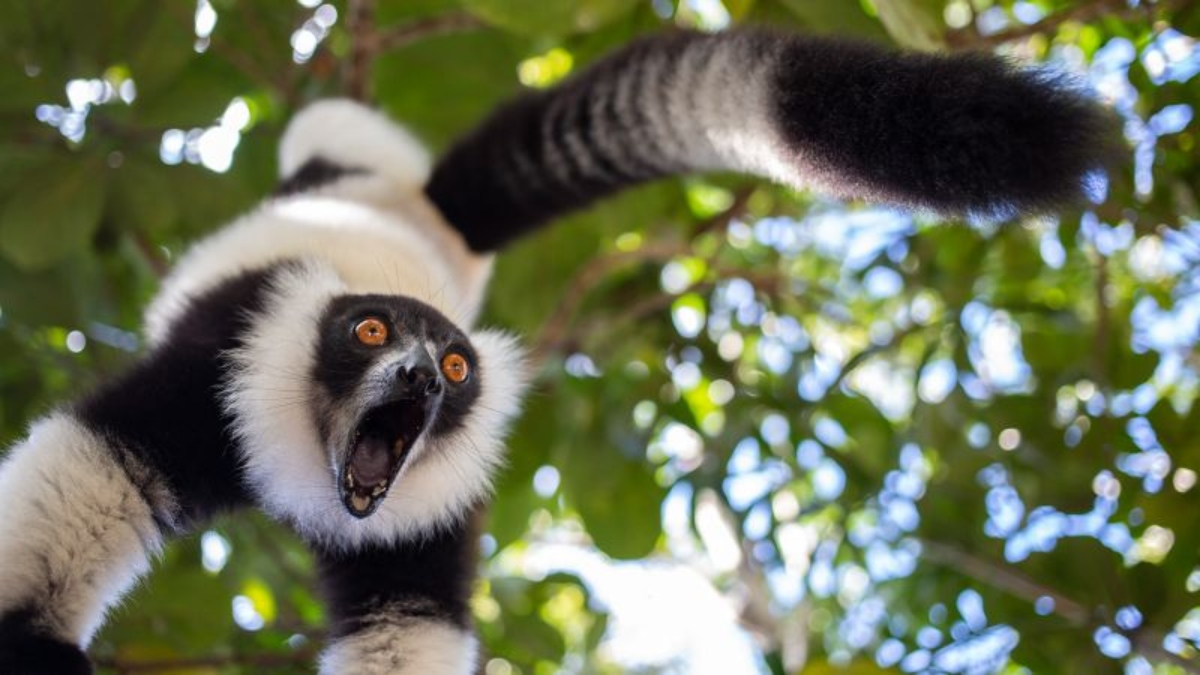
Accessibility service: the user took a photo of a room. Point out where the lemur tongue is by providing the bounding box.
[350,435,394,489]
[348,434,403,515]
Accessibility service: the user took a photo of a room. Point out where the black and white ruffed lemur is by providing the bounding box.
[0,29,1113,675]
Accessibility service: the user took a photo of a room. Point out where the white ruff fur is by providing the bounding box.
[0,416,164,645]
[180,100,531,549]
[223,260,527,549]
[0,101,529,672]
[319,618,478,675]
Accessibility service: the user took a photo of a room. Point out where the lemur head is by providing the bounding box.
[313,294,482,519]
[223,260,525,547]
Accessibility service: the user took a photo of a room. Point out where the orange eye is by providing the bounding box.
[354,318,388,346]
[441,353,470,383]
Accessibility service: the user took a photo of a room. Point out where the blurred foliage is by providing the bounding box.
[1,0,1199,674]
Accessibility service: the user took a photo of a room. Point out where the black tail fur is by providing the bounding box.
[425,29,1119,252]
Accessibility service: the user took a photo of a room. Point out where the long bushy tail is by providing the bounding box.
[424,29,1116,252]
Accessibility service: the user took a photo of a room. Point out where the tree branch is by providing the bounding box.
[1132,631,1200,675]
[131,231,169,279]
[163,3,285,98]
[341,9,488,101]
[921,539,1092,624]
[921,539,1200,674]
[532,242,691,360]
[95,646,319,674]
[375,11,488,53]
[945,0,1173,49]
[343,0,377,101]
[691,186,756,238]
[534,191,757,363]
[1092,251,1111,391]
[824,322,930,396]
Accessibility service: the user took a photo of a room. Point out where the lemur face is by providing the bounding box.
[313,295,481,519]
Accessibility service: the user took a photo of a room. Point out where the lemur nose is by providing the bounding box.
[399,365,442,397]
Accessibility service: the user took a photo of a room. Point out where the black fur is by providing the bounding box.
[426,29,1116,252]
[314,513,481,637]
[770,38,1117,216]
[425,34,694,252]
[74,265,285,526]
[0,607,92,675]
[275,157,366,197]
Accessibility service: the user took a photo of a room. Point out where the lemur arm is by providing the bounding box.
[0,415,168,675]
[425,29,1117,252]
[311,516,482,675]
[0,271,274,674]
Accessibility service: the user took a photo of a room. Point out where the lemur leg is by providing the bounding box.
[318,614,479,675]
[311,516,482,675]
[0,414,175,675]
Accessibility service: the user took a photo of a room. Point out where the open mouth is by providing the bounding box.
[340,398,429,518]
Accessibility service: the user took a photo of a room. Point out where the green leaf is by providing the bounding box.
[125,3,202,98]
[109,158,180,235]
[821,393,895,477]
[0,158,107,270]
[564,446,665,559]
[463,0,640,37]
[134,56,252,129]
[872,0,946,51]
[773,0,890,40]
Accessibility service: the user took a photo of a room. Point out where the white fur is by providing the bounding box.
[0,415,166,645]
[223,259,529,550]
[666,36,811,188]
[280,98,432,188]
[318,617,478,675]
[146,99,494,346]
[146,192,492,346]
[0,101,529,669]
[146,100,528,547]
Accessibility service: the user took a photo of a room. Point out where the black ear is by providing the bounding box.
[424,29,1120,253]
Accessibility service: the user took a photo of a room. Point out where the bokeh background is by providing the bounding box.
[1,0,1198,673]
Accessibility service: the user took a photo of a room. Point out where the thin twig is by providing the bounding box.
[375,11,488,53]
[921,539,1200,674]
[533,242,691,358]
[691,186,756,238]
[1132,631,1200,675]
[535,192,756,363]
[343,0,377,101]
[945,0,1172,49]
[131,232,168,279]
[922,539,1092,624]
[162,3,283,98]
[236,1,280,58]
[534,278,705,364]
[1092,252,1111,391]
[825,322,929,395]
